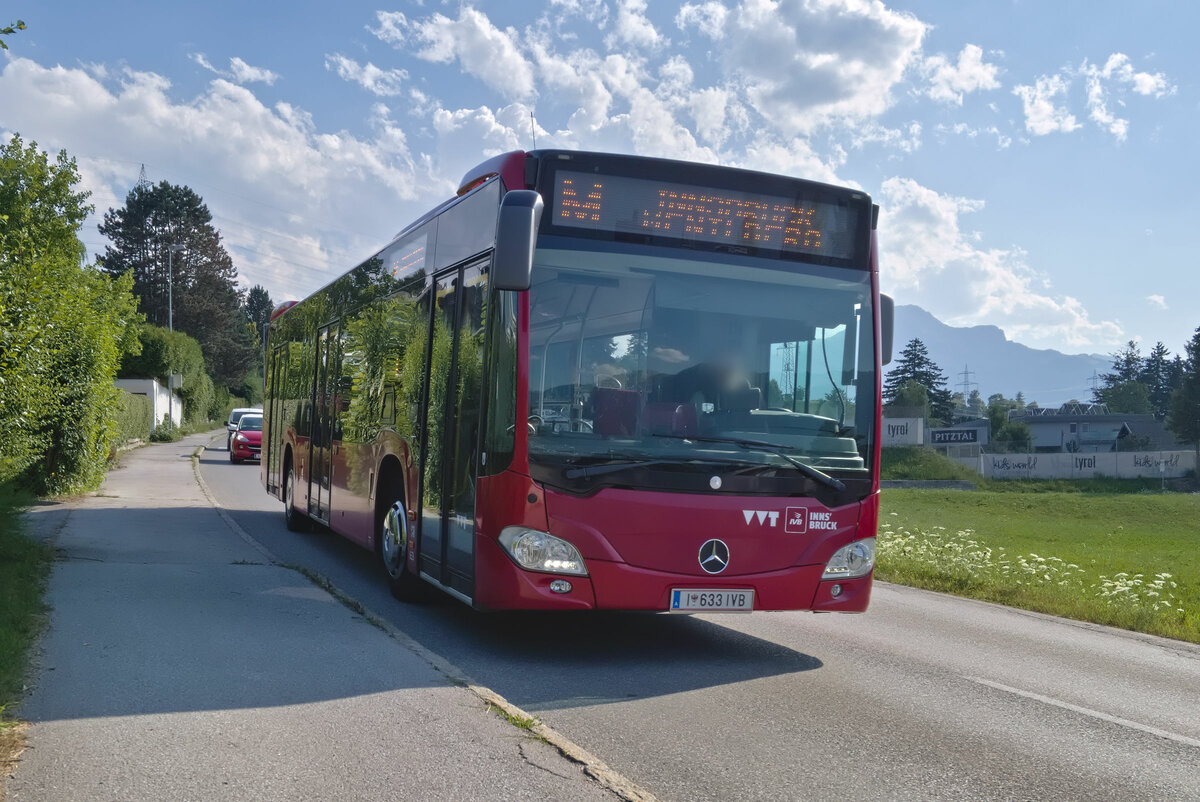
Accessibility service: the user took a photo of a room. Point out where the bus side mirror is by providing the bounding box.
[880,294,895,366]
[493,190,543,291]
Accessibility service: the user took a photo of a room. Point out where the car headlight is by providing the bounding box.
[498,527,588,576]
[822,538,875,580]
[236,433,249,442]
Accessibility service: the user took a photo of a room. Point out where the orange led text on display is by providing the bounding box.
[639,191,822,249]
[555,175,824,250]
[557,177,604,222]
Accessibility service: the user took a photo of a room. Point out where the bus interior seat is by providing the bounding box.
[722,382,762,412]
[642,402,698,436]
[593,387,639,437]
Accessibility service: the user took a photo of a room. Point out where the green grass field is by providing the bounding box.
[878,488,1200,643]
[0,485,51,723]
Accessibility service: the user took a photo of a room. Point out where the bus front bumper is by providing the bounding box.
[474,537,872,612]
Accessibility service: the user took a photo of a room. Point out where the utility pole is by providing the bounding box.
[957,364,977,397]
[167,244,185,430]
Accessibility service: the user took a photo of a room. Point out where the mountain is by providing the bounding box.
[892,305,1112,407]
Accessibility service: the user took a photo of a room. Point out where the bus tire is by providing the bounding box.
[283,459,310,532]
[377,478,424,603]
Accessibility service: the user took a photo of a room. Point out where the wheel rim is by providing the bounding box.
[285,468,295,517]
[381,500,407,578]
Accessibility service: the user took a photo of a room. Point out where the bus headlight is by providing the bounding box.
[498,527,588,576]
[822,538,875,580]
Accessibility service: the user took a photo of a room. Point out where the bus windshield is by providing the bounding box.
[526,246,876,497]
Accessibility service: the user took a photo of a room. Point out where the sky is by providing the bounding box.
[1,0,1196,365]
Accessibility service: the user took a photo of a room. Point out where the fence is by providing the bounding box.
[952,451,1196,480]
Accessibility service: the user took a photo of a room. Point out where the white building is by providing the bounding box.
[115,378,182,429]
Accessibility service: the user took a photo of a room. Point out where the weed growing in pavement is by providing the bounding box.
[486,702,540,732]
[876,519,1195,642]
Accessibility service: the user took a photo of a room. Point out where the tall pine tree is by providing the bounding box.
[99,181,255,390]
[882,338,953,423]
[244,284,273,339]
[1139,341,1175,420]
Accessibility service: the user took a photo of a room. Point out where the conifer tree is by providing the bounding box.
[1167,326,1200,465]
[99,181,255,390]
[883,338,953,422]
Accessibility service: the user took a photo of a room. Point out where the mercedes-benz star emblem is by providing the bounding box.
[698,539,730,574]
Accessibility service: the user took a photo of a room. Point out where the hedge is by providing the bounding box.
[112,390,154,445]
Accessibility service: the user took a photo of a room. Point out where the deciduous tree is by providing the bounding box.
[0,135,142,492]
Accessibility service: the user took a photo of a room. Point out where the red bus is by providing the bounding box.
[262,150,893,612]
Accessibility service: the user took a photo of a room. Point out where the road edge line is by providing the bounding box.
[189,442,660,802]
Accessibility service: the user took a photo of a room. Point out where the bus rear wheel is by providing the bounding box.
[378,483,424,602]
[283,461,310,532]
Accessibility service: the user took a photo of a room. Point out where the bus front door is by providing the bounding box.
[418,262,487,601]
[265,344,287,494]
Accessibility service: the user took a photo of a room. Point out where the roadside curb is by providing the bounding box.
[189,440,659,802]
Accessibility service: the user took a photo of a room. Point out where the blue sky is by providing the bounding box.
[2,0,1195,370]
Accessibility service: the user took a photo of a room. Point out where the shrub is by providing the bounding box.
[148,415,180,442]
[112,390,153,445]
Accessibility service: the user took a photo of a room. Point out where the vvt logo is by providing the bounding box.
[742,510,779,527]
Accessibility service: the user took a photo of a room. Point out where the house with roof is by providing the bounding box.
[1008,403,1180,454]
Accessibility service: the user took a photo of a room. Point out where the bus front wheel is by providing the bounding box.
[378,483,424,603]
[284,461,310,532]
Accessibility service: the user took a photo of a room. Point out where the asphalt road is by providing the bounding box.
[200,436,1200,801]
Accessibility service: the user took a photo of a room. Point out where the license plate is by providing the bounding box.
[669,588,755,613]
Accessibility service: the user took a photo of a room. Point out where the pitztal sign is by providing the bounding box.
[932,429,979,444]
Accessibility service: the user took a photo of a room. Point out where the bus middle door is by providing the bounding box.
[309,323,339,522]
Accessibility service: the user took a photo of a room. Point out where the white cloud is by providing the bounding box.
[934,122,1011,149]
[606,0,666,50]
[190,53,278,85]
[229,57,279,86]
[676,2,728,39]
[549,0,610,26]
[1081,53,1174,141]
[878,177,1122,349]
[923,44,1000,105]
[0,56,443,304]
[1146,294,1167,310]
[677,0,927,136]
[1012,73,1080,135]
[1014,53,1174,140]
[324,54,407,97]
[371,7,536,99]
[851,121,922,153]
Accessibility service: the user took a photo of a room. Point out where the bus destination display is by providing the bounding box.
[552,170,859,260]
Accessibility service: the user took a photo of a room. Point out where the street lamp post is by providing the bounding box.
[167,244,185,430]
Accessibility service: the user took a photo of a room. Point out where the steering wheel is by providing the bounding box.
[507,414,543,435]
[595,373,623,389]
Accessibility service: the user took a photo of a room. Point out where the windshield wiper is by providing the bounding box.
[651,434,846,491]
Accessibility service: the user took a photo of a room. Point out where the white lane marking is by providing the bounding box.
[966,676,1200,750]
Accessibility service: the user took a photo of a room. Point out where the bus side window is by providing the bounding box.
[382,391,396,425]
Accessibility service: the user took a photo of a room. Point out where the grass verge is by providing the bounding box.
[878,488,1200,643]
[0,483,53,795]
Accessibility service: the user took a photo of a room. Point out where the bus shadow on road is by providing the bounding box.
[224,506,826,714]
[432,607,826,711]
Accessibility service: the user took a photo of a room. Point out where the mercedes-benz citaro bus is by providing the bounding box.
[262,150,893,613]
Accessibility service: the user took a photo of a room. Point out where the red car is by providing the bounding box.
[229,414,262,463]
